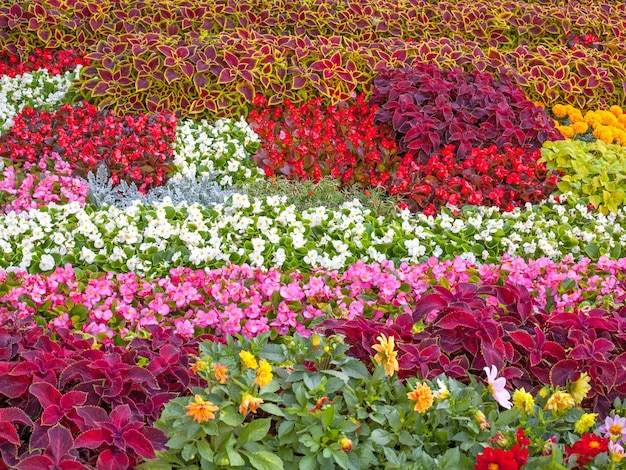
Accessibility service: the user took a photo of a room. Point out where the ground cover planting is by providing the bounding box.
[2,1,626,468]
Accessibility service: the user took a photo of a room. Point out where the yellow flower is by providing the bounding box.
[339,437,353,452]
[311,334,321,350]
[574,413,597,434]
[213,363,228,384]
[190,360,208,375]
[474,410,490,430]
[372,334,399,377]
[544,391,575,413]
[185,395,219,423]
[570,372,591,404]
[239,393,264,415]
[512,388,535,414]
[239,351,258,369]
[571,121,589,134]
[552,104,567,118]
[533,101,545,109]
[254,359,273,388]
[610,105,623,117]
[407,382,434,413]
[558,125,574,138]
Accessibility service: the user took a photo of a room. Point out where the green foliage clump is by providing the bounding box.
[243,176,404,219]
[540,139,626,214]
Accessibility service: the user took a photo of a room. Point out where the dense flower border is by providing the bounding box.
[0,192,622,276]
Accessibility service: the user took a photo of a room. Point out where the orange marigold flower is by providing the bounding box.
[407,382,434,413]
[213,363,228,384]
[239,393,264,415]
[185,395,219,423]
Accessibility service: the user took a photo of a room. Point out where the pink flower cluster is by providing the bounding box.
[1,255,626,340]
[0,152,88,214]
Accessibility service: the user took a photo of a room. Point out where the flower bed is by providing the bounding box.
[2,5,626,468]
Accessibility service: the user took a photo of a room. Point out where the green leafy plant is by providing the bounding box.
[143,333,626,469]
[540,139,626,214]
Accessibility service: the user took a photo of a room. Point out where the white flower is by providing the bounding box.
[484,365,511,409]
[39,254,55,271]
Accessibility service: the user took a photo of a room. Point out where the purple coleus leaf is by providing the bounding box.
[75,404,165,460]
[29,382,88,426]
[16,424,86,470]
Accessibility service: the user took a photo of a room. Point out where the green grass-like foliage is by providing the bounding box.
[243,176,403,219]
[540,139,626,214]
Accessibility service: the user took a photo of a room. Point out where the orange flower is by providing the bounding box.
[185,395,219,423]
[407,382,433,413]
[239,393,264,415]
[213,363,228,384]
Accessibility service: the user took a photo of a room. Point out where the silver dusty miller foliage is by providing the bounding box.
[82,163,236,209]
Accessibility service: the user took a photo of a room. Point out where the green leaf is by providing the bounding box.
[238,418,272,446]
[241,450,284,470]
[321,404,334,429]
[197,439,214,461]
[299,454,317,470]
[226,447,246,466]
[437,448,461,469]
[331,449,350,470]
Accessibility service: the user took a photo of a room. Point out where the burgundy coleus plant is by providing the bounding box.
[0,321,205,467]
[74,404,166,469]
[324,281,626,416]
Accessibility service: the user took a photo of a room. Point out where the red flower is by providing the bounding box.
[475,447,520,470]
[516,428,530,447]
[565,433,608,468]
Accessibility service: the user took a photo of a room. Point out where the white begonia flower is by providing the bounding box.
[39,254,55,271]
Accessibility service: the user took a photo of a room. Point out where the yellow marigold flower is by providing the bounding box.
[619,114,626,126]
[185,395,219,423]
[372,334,399,377]
[584,111,601,126]
[239,351,258,369]
[539,387,550,398]
[558,125,575,139]
[610,105,623,116]
[512,388,535,414]
[474,410,490,430]
[552,104,567,118]
[570,372,591,404]
[544,391,576,413]
[213,363,228,384]
[239,393,263,415]
[533,101,545,109]
[407,382,434,413]
[574,413,597,434]
[190,360,208,375]
[571,121,589,134]
[254,359,273,388]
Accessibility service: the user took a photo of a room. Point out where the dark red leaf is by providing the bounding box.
[29,382,62,408]
[96,449,129,470]
[123,429,157,459]
[0,422,19,445]
[550,359,578,387]
[74,429,112,448]
[44,425,75,464]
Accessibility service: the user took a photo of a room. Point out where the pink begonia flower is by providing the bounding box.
[484,365,512,409]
